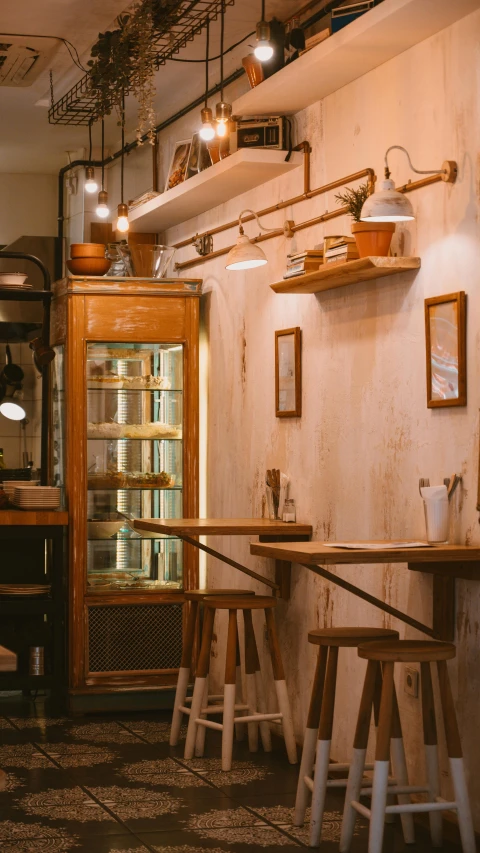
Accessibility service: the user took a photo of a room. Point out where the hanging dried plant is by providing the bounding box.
[88,0,180,143]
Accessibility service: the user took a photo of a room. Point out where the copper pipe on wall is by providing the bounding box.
[173,158,373,251]
[174,169,446,273]
[152,133,159,192]
[174,164,375,271]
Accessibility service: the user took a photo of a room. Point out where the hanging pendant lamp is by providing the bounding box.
[96,118,110,218]
[84,120,98,193]
[116,97,129,233]
[215,0,232,138]
[199,17,216,141]
[254,0,274,61]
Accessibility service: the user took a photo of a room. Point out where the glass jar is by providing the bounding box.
[283,498,296,523]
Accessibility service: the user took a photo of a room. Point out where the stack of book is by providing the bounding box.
[324,237,359,264]
[283,249,324,279]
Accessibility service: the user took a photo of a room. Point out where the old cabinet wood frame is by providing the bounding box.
[51,277,201,696]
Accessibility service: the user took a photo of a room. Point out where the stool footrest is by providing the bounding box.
[352,799,458,819]
[201,704,249,714]
[360,785,428,796]
[235,712,282,724]
[178,705,191,715]
[195,718,223,731]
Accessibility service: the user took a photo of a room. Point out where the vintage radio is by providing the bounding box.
[236,116,287,150]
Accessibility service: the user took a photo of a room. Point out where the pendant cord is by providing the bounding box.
[205,16,209,109]
[88,120,93,163]
[261,0,265,20]
[121,94,125,203]
[101,118,105,190]
[220,0,224,101]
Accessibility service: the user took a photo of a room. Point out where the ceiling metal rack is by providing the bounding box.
[48,0,235,126]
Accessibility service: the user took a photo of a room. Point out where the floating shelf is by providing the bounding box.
[129,148,303,232]
[270,256,421,295]
[233,0,479,117]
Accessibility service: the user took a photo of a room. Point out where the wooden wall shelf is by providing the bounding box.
[270,256,421,295]
[233,0,479,118]
[129,149,303,233]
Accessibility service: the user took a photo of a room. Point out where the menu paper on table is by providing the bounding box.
[323,541,431,550]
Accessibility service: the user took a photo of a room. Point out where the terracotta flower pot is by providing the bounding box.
[351,222,395,258]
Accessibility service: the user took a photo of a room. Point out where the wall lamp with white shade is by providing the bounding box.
[0,346,26,420]
[225,209,294,271]
[361,145,457,222]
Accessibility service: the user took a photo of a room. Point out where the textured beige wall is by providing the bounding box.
[101,6,479,826]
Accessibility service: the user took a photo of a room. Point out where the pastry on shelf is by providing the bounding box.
[87,470,174,489]
[87,374,171,390]
[87,421,181,439]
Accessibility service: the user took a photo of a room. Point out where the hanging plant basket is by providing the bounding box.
[87,0,181,142]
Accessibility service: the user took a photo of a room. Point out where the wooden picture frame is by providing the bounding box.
[165,139,191,192]
[275,327,301,417]
[425,292,466,408]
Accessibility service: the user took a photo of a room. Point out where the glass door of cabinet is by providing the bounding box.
[86,343,184,593]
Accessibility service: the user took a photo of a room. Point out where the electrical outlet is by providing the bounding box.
[404,667,419,698]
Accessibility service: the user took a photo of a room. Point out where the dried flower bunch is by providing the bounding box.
[88,0,180,143]
[334,182,371,222]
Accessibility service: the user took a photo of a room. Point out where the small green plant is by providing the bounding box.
[334,182,371,222]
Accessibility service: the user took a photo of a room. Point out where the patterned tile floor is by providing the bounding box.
[0,698,466,853]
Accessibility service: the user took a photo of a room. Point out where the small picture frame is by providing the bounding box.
[275,327,301,417]
[425,291,466,408]
[165,140,191,191]
[186,132,212,180]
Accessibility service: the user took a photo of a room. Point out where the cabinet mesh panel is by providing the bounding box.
[88,604,182,673]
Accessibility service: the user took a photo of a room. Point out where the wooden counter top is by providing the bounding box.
[134,517,313,537]
[250,540,480,564]
[0,510,68,526]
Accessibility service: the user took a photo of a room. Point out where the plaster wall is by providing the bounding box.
[159,9,480,827]
[0,174,57,246]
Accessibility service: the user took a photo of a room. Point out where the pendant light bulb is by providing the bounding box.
[116,202,129,233]
[215,102,232,138]
[96,190,110,219]
[254,20,273,61]
[0,400,26,421]
[84,166,98,194]
[199,107,216,141]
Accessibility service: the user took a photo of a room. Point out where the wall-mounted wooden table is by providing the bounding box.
[249,540,480,640]
[134,518,312,599]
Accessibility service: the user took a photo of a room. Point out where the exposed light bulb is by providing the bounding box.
[116,203,129,233]
[199,107,216,141]
[200,123,216,141]
[84,166,98,193]
[216,120,228,138]
[0,400,26,421]
[96,190,110,219]
[254,41,274,61]
[117,215,129,233]
[254,20,274,61]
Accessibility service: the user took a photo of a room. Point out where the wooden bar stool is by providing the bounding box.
[170,588,254,746]
[184,595,297,771]
[340,640,476,853]
[294,627,408,847]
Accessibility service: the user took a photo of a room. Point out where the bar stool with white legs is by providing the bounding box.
[340,640,476,853]
[294,627,412,848]
[184,595,297,771]
[170,588,255,746]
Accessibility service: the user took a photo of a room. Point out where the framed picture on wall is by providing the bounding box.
[425,291,466,408]
[165,140,191,191]
[275,327,301,417]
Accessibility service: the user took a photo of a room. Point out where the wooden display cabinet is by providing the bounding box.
[50,276,201,710]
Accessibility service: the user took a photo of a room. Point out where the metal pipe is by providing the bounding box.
[173,169,445,272]
[173,165,374,252]
[179,533,279,591]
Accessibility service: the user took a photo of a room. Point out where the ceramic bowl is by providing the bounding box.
[70,243,106,259]
[0,272,28,285]
[66,258,111,276]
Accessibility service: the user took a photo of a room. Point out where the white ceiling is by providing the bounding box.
[0,0,303,175]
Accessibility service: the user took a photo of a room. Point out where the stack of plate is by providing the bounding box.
[0,273,33,290]
[3,480,40,500]
[13,486,60,510]
[0,584,50,596]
